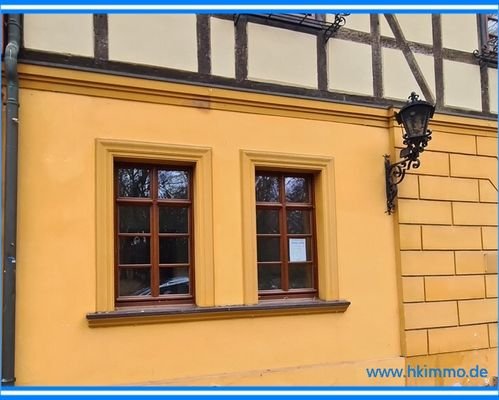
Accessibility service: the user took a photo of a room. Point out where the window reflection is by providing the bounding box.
[258,264,282,290]
[119,268,150,296]
[158,170,189,199]
[257,237,281,262]
[256,209,280,234]
[159,207,188,233]
[159,237,189,264]
[285,177,309,203]
[119,206,150,233]
[159,267,190,294]
[119,237,150,264]
[287,210,311,234]
[289,264,313,289]
[255,172,316,297]
[256,175,280,202]
[118,168,151,198]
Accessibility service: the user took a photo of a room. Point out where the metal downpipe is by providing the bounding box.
[2,13,21,386]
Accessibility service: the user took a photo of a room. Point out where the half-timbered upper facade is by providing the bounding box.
[20,13,498,117]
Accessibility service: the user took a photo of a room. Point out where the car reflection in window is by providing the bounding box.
[133,277,189,296]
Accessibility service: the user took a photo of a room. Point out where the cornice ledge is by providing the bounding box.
[15,64,389,128]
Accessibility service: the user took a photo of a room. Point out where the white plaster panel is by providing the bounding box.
[443,60,482,111]
[23,14,93,56]
[381,14,433,44]
[108,14,198,72]
[247,23,317,88]
[441,14,479,52]
[414,53,436,98]
[328,39,373,96]
[380,15,395,38]
[383,47,435,102]
[210,18,235,78]
[327,13,371,33]
[488,68,498,114]
[396,14,433,45]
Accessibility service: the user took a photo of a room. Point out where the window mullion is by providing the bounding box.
[280,176,289,292]
[151,167,160,298]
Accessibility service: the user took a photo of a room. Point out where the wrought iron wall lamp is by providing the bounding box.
[384,92,435,215]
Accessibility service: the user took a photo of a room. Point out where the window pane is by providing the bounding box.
[159,267,190,295]
[159,237,189,264]
[117,168,150,198]
[158,170,189,199]
[288,237,312,262]
[285,176,309,203]
[119,237,150,264]
[488,18,498,36]
[119,206,150,233]
[159,207,188,233]
[256,209,280,234]
[289,263,313,289]
[255,175,280,202]
[258,264,282,290]
[287,210,311,234]
[119,268,151,296]
[257,237,281,262]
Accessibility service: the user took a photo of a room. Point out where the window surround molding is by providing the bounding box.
[95,138,214,312]
[240,149,340,305]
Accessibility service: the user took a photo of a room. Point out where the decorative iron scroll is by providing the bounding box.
[473,36,498,66]
[233,13,350,42]
[384,93,434,215]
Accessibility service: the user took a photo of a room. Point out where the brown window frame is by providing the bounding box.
[255,171,318,300]
[476,13,498,66]
[481,13,498,44]
[114,162,195,307]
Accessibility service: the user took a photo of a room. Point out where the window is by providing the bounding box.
[232,14,349,42]
[89,142,348,326]
[475,14,498,65]
[255,172,318,299]
[115,162,194,307]
[483,13,498,44]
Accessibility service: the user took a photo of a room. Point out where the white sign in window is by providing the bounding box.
[289,238,307,262]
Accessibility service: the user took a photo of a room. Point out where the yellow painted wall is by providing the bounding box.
[395,121,498,386]
[7,65,497,386]
[12,66,404,385]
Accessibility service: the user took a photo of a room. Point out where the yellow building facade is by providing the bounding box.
[2,13,498,386]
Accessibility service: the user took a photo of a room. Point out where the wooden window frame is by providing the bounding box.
[477,13,498,66]
[88,142,350,326]
[95,139,214,312]
[480,13,498,44]
[255,171,318,299]
[241,150,339,305]
[114,162,195,307]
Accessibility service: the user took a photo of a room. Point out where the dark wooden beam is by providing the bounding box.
[384,14,435,104]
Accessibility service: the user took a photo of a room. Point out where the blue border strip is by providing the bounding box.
[0,0,497,396]
[0,387,498,400]
[0,0,497,4]
[0,1,498,12]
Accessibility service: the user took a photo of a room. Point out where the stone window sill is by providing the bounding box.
[86,299,350,328]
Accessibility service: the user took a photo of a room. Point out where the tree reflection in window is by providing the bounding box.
[118,168,150,197]
[255,175,280,202]
[158,170,189,199]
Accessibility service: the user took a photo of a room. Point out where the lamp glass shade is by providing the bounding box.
[398,102,434,138]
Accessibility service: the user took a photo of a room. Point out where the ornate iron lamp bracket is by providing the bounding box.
[385,92,434,215]
[384,154,425,215]
[473,36,498,67]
